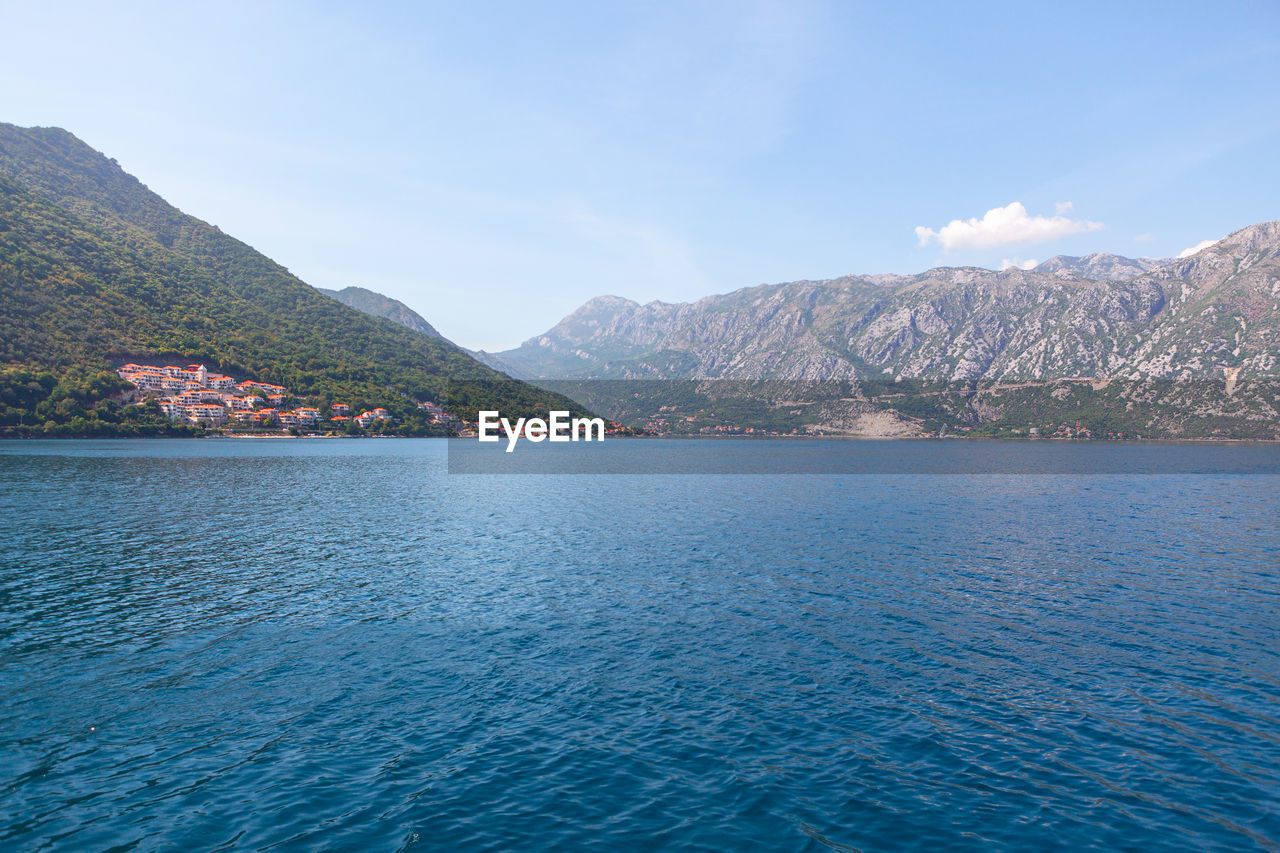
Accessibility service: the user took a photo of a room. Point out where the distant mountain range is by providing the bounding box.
[494,227,1278,384]
[468,225,1279,438]
[0,123,581,434]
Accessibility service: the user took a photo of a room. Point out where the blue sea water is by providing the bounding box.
[1,438,1278,851]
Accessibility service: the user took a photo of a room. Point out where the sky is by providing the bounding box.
[2,1,1279,350]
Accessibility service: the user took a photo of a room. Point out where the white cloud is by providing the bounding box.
[1134,232,1154,243]
[1055,201,1074,214]
[915,201,1104,251]
[1000,257,1038,271]
[1177,238,1220,259]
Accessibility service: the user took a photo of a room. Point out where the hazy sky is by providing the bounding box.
[3,1,1278,350]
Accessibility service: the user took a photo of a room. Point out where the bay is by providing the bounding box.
[2,439,1278,850]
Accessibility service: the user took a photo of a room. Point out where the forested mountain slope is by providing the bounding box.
[0,123,579,433]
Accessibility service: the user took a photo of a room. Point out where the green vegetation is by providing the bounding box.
[534,378,1280,440]
[0,367,202,437]
[0,124,586,435]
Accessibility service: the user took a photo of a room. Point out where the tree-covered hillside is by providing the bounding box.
[0,123,583,434]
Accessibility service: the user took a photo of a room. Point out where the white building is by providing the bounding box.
[185,403,227,424]
[123,371,166,391]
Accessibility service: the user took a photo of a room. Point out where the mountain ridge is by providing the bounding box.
[496,222,1279,383]
[316,285,443,339]
[1033,252,1172,280]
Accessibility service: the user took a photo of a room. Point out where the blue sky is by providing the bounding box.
[3,1,1278,350]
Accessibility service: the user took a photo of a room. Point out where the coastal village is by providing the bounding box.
[115,362,1142,440]
[115,362,456,432]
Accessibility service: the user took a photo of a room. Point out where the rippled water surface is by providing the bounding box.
[2,439,1279,851]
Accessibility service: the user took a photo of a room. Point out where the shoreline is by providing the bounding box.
[4,433,1280,445]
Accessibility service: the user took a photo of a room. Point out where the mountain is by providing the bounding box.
[495,231,1280,438]
[317,285,443,338]
[0,123,581,434]
[497,228,1279,383]
[1128,222,1280,377]
[314,283,533,378]
[1033,252,1171,281]
[467,349,532,379]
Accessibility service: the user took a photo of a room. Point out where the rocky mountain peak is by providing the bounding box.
[1213,219,1280,255]
[1034,252,1171,281]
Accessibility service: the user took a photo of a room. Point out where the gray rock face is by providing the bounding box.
[498,222,1280,382]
